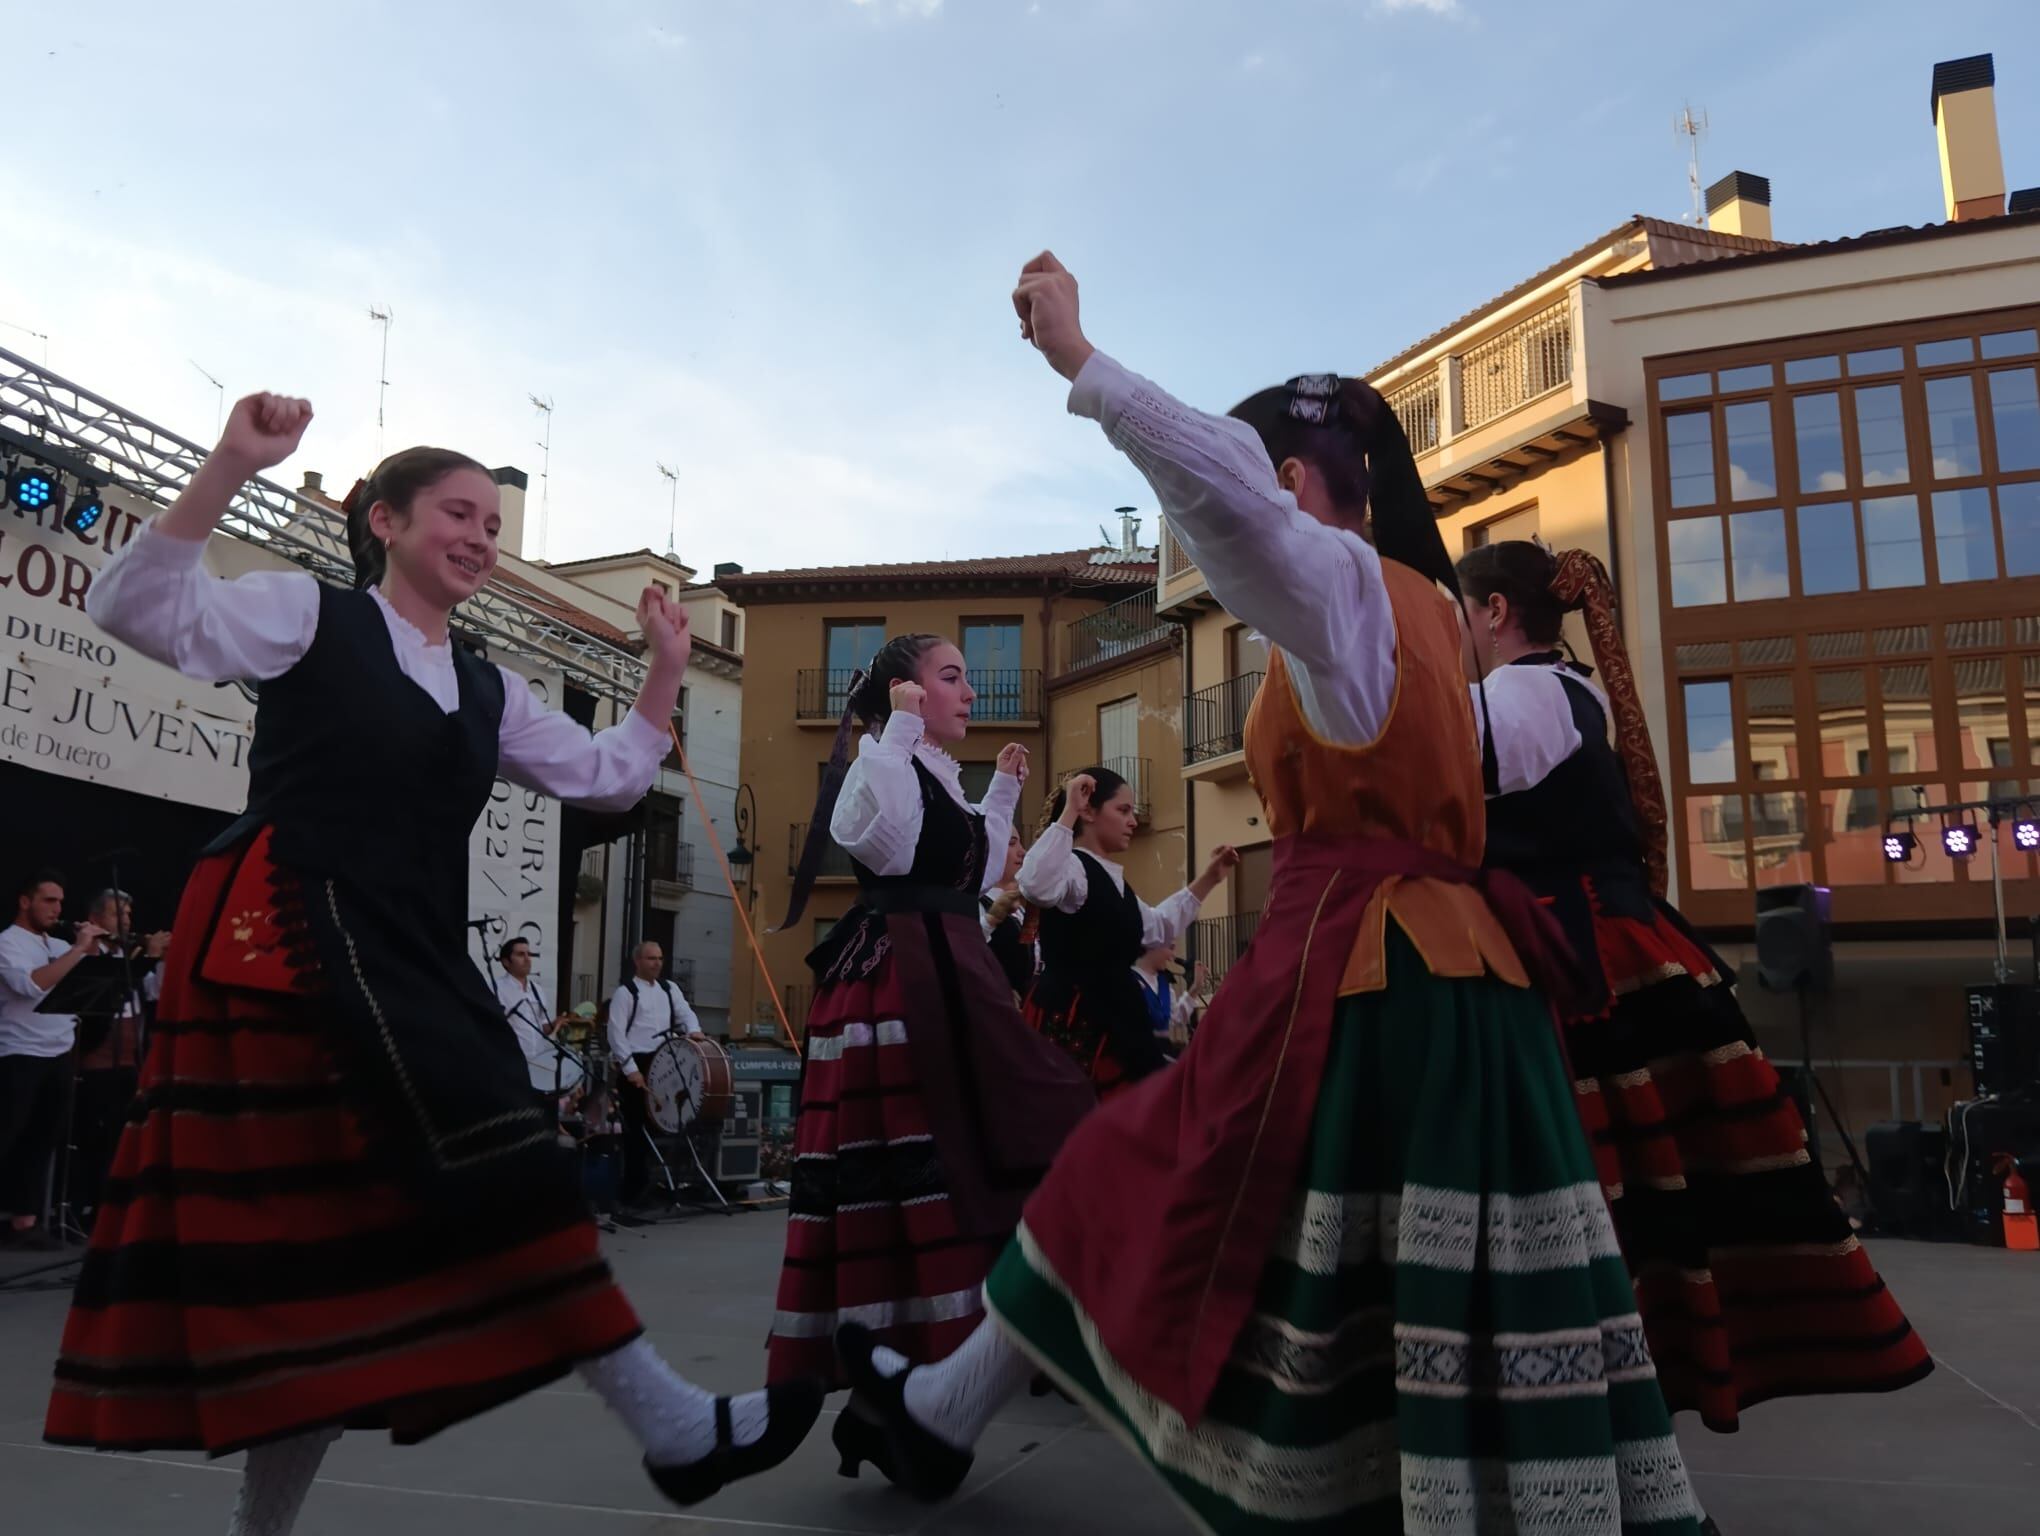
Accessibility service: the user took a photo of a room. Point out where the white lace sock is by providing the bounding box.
[869,1318,1035,1451]
[577,1338,770,1465]
[228,1426,339,1536]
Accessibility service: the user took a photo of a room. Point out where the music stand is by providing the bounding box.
[34,957,139,1246]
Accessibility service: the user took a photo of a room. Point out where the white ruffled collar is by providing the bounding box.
[370,585,453,657]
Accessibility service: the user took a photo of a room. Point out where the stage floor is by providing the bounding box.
[3,1215,2035,1534]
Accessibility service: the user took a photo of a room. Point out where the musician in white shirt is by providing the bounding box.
[493,937,562,1096]
[607,941,702,1200]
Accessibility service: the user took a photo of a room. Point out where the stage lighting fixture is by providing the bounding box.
[61,486,106,537]
[7,460,58,512]
[1941,821,1980,860]
[1882,829,1918,863]
[2015,813,2040,852]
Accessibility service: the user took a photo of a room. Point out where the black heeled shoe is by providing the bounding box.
[830,1402,897,1481]
[835,1322,973,1503]
[642,1378,826,1507]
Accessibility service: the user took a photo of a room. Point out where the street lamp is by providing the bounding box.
[728,783,757,900]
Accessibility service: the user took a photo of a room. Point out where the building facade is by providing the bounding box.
[1162,52,2040,1151]
[716,544,1163,1034]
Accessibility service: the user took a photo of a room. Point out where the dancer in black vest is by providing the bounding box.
[1019,766,1233,1096]
[980,829,1036,997]
[45,394,821,1532]
[1458,539,1931,1434]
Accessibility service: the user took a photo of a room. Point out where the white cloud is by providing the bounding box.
[1377,0,1461,14]
[850,0,945,15]
[1242,53,1266,71]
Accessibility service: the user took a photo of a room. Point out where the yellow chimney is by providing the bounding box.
[1932,53,2005,223]
[1705,171,1772,241]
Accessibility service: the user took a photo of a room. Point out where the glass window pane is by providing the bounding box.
[1797,502,1860,594]
[1719,363,1774,391]
[1723,400,1776,499]
[1932,487,1998,582]
[1981,329,2038,359]
[1847,347,1904,376]
[1919,337,1976,366]
[1926,375,1982,478]
[1668,517,1726,607]
[1987,368,2040,473]
[1955,657,2010,772]
[1816,670,1870,778]
[1684,680,1736,782]
[1862,495,1926,588]
[1785,355,1841,383]
[1659,372,1711,401]
[2001,482,2040,578]
[1854,384,1910,486]
[1667,411,1716,507]
[1685,794,1748,889]
[1793,392,1846,493]
[1743,674,1799,780]
[1880,664,1938,774]
[2025,657,2040,766]
[1824,788,1889,885]
[1729,508,1789,600]
[1751,791,1812,888]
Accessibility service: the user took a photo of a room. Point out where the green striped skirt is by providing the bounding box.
[986,927,1705,1536]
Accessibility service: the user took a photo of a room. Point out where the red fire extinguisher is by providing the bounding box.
[1997,1154,2038,1252]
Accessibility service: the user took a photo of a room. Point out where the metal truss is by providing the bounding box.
[0,346,647,703]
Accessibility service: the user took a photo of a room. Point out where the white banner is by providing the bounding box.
[467,657,564,992]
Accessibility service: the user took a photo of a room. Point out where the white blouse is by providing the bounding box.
[86,526,669,813]
[1069,352,1400,747]
[1470,663,1605,797]
[1016,823,1203,947]
[828,710,1021,891]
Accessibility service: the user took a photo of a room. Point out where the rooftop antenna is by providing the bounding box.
[367,305,392,454]
[529,393,554,558]
[1674,104,1709,225]
[0,318,51,367]
[189,359,226,437]
[656,461,680,558]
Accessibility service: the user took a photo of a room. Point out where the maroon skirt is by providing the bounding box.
[44,828,641,1455]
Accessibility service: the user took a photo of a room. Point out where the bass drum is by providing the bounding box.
[645,1033,735,1134]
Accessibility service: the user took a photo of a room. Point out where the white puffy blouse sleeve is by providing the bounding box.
[974,770,1023,896]
[1017,823,1090,913]
[829,712,929,879]
[84,524,319,681]
[1139,886,1203,948]
[496,678,669,813]
[1470,667,1587,797]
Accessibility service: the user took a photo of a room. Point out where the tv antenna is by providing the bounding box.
[367,305,393,454]
[529,393,555,558]
[0,318,51,367]
[656,461,680,558]
[189,359,226,436]
[1674,104,1709,225]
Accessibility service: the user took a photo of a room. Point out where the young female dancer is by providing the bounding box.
[1018,767,1233,1094]
[763,637,1094,1463]
[837,255,1707,1534]
[981,829,1037,997]
[45,395,821,1531]
[1457,537,1931,1430]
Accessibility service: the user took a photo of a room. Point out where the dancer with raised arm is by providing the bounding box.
[1457,538,1931,1431]
[44,395,821,1532]
[837,257,1707,1534]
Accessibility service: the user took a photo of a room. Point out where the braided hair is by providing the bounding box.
[1457,539,1567,647]
[341,447,490,589]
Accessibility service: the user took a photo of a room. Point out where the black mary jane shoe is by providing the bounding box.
[642,1379,826,1507]
[830,1400,897,1481]
[835,1322,973,1503]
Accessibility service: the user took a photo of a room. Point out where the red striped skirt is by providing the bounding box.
[1021,991,1128,1100]
[1565,893,1932,1431]
[765,958,1000,1385]
[43,829,640,1455]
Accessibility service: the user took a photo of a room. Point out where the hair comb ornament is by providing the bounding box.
[339,477,369,514]
[1284,374,1343,426]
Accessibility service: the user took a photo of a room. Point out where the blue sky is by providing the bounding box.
[3,0,2035,574]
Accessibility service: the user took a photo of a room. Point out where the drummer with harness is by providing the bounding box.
[609,940,703,1202]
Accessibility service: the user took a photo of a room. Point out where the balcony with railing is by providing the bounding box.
[1385,372,1441,455]
[1099,756,1152,821]
[646,827,694,907]
[1184,910,1260,983]
[1459,301,1574,432]
[1184,672,1261,777]
[1062,589,1173,675]
[796,667,1042,723]
[788,823,857,881]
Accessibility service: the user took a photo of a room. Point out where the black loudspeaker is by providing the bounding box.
[1966,984,2040,1097]
[1755,884,1833,992]
[1864,1120,1955,1238]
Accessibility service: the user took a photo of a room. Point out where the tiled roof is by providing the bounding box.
[715,548,1158,597]
[488,567,634,648]
[1597,208,2040,288]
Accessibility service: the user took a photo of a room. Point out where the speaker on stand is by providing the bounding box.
[1754,885,1868,1185]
